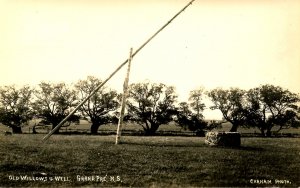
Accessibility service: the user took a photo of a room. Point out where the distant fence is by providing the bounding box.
[26,126,300,137]
[29,127,197,136]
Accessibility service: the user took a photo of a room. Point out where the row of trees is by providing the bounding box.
[0,76,299,136]
[208,86,300,136]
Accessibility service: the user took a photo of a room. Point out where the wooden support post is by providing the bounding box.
[115,48,133,144]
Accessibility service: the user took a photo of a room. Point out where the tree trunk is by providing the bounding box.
[144,123,159,136]
[11,126,22,134]
[260,129,266,137]
[266,129,272,137]
[144,129,156,136]
[32,126,37,134]
[229,123,239,132]
[90,123,101,135]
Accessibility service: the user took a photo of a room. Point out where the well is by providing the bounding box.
[205,131,241,147]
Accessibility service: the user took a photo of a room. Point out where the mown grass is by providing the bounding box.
[0,135,299,187]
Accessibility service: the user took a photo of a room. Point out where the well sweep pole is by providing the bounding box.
[42,0,195,141]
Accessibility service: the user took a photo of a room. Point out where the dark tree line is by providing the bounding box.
[0,77,299,136]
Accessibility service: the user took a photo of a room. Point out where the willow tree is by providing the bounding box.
[244,85,300,136]
[189,88,206,119]
[207,87,246,132]
[176,88,206,135]
[33,82,79,134]
[0,85,33,133]
[127,82,177,135]
[75,76,119,134]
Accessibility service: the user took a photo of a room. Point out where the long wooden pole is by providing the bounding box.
[42,0,195,141]
[115,48,133,144]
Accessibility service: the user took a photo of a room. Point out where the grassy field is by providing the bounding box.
[0,134,299,187]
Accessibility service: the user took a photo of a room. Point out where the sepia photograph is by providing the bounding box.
[0,0,299,187]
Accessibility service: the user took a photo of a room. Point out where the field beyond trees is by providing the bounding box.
[0,134,299,187]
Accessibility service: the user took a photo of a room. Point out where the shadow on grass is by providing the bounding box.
[118,142,264,152]
[206,145,265,151]
[123,142,265,152]
[237,145,265,151]
[117,141,265,152]
[118,141,207,148]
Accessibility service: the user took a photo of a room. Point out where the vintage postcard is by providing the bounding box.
[0,0,299,187]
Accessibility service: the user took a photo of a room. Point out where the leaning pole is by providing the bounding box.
[42,0,196,141]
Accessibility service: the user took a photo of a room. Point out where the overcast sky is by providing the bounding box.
[1,0,299,119]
